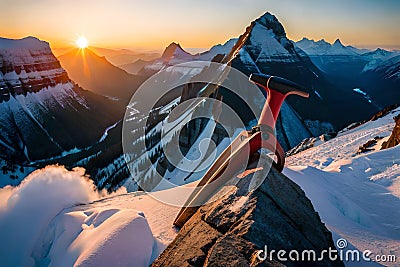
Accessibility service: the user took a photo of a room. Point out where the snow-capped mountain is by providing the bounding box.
[359,54,400,106]
[296,37,400,75]
[139,39,239,76]
[161,42,193,61]
[361,48,398,73]
[295,37,369,75]
[138,43,195,75]
[231,12,377,131]
[197,38,238,61]
[0,36,122,162]
[362,48,395,60]
[296,37,400,110]
[236,14,313,66]
[362,54,400,79]
[296,37,366,56]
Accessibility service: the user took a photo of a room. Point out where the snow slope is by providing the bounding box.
[0,165,182,267]
[363,55,400,80]
[284,107,400,266]
[36,191,181,266]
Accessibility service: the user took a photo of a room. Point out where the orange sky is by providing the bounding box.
[1,0,399,51]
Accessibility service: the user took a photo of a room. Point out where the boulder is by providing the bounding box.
[152,162,343,267]
[382,114,400,149]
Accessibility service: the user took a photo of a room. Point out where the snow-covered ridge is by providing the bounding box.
[0,36,69,101]
[0,36,49,49]
[241,12,303,63]
[197,38,238,61]
[296,37,365,56]
[142,38,238,73]
[285,107,400,262]
[362,54,400,79]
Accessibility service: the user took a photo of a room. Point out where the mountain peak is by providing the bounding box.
[161,42,191,59]
[333,39,343,47]
[317,39,328,45]
[257,11,277,22]
[255,12,286,38]
[0,36,49,49]
[301,37,313,42]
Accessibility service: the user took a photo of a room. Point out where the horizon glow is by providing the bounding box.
[0,0,398,51]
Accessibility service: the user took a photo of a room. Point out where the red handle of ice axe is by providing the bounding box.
[173,74,309,228]
[250,73,309,127]
[249,73,309,171]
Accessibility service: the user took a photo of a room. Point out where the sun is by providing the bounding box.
[76,37,88,49]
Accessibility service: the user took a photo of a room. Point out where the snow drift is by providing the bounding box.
[0,165,128,266]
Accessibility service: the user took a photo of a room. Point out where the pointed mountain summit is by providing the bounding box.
[58,48,146,101]
[233,12,321,87]
[362,48,394,59]
[296,37,361,56]
[240,12,304,64]
[161,42,193,60]
[333,38,344,47]
[232,11,377,132]
[137,42,196,75]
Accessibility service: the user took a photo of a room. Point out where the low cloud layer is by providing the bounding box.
[0,165,126,266]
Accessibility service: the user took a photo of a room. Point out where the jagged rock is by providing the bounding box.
[382,114,400,149]
[370,104,399,121]
[356,139,377,154]
[152,164,343,267]
[286,132,337,157]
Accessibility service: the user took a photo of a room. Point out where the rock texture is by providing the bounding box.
[382,114,400,149]
[152,164,343,267]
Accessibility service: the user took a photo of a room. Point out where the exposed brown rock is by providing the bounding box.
[382,114,400,149]
[356,139,377,154]
[152,164,343,267]
[370,104,399,121]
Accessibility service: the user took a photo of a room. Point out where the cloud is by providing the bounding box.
[0,165,126,267]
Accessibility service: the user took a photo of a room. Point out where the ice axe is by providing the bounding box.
[173,73,309,228]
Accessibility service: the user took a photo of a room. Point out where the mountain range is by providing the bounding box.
[1,12,399,192]
[58,48,147,101]
[0,37,122,163]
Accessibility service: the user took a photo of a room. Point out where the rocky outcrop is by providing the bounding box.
[382,114,400,149]
[0,36,69,101]
[370,104,399,121]
[152,163,343,267]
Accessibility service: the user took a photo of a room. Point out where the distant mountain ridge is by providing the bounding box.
[295,36,400,108]
[230,12,379,131]
[296,37,368,56]
[137,39,237,75]
[58,48,147,101]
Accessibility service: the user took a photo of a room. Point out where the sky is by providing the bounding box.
[0,0,399,51]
